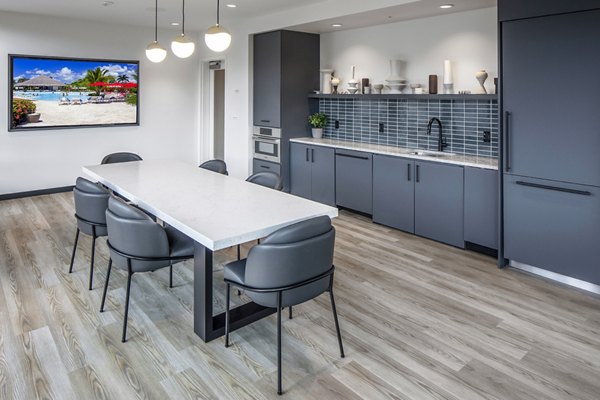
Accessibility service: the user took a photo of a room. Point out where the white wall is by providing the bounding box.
[0,11,200,195]
[320,8,497,94]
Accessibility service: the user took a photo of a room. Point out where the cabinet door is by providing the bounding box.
[502,11,600,186]
[464,167,498,249]
[290,143,311,200]
[504,175,600,285]
[335,150,373,214]
[310,146,335,206]
[372,155,415,232]
[415,162,464,248]
[498,0,599,21]
[253,31,281,127]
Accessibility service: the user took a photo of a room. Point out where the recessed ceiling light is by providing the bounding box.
[102,1,114,6]
[440,4,454,9]
[171,22,180,26]
[331,23,343,27]
[226,4,237,7]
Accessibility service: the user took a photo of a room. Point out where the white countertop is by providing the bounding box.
[290,137,498,170]
[83,160,338,251]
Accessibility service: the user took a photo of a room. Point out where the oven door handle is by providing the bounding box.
[253,136,280,142]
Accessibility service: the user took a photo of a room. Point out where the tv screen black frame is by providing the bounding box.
[8,54,140,132]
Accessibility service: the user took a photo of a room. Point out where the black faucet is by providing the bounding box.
[426,117,447,152]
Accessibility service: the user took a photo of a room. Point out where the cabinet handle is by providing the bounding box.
[260,119,270,123]
[336,153,370,160]
[504,111,511,172]
[311,148,315,163]
[407,163,411,181]
[515,181,591,196]
[306,148,309,162]
[416,164,420,183]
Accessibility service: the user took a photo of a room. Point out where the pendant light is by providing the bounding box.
[146,0,167,63]
[205,0,231,52]
[171,0,195,58]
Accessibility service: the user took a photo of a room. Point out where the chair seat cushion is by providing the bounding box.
[165,226,194,258]
[224,259,246,285]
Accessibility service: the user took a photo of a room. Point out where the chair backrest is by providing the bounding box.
[199,159,228,175]
[105,196,170,272]
[101,152,143,164]
[244,216,335,308]
[246,171,283,191]
[73,177,110,236]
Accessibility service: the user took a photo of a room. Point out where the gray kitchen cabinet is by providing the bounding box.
[502,10,600,186]
[498,0,599,21]
[252,158,281,176]
[504,175,600,285]
[335,150,372,214]
[372,155,414,232]
[464,167,498,250]
[253,31,281,128]
[290,143,335,206]
[414,161,464,248]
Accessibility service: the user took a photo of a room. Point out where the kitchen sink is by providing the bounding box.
[406,150,455,158]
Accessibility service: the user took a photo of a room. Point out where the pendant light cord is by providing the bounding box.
[182,0,186,35]
[216,0,220,25]
[154,0,158,42]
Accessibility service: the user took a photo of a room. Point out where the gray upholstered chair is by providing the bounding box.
[101,196,194,342]
[101,152,142,164]
[223,216,345,395]
[237,171,284,261]
[69,177,110,290]
[245,171,283,191]
[199,159,228,175]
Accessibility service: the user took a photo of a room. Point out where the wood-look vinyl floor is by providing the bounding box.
[1,192,600,399]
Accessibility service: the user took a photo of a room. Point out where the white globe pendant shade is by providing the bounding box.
[204,24,231,52]
[171,34,195,58]
[146,41,167,63]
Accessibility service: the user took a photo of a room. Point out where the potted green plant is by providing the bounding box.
[308,112,327,138]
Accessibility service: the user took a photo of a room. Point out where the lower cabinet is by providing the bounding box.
[335,150,372,214]
[504,174,600,285]
[252,158,281,175]
[290,143,335,206]
[373,155,464,248]
[414,161,464,248]
[464,167,498,249]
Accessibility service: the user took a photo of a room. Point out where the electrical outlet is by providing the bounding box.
[483,130,491,143]
[379,123,384,133]
[335,120,339,129]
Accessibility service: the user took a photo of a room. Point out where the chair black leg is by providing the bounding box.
[68,229,80,273]
[277,291,283,395]
[225,283,231,348]
[122,264,133,343]
[100,258,112,312]
[237,244,241,260]
[88,233,96,290]
[289,306,293,320]
[169,261,173,288]
[330,288,345,358]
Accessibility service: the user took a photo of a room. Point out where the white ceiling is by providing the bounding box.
[0,0,496,32]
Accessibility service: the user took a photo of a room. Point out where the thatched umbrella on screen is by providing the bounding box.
[16,75,65,90]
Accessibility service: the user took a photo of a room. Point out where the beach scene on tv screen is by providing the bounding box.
[11,57,138,129]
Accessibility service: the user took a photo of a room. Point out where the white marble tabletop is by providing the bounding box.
[83,160,338,251]
[291,137,498,170]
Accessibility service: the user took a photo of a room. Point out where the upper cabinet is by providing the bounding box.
[502,9,600,186]
[253,30,319,130]
[498,0,600,21]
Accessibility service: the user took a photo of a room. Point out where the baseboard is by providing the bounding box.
[511,260,600,295]
[465,242,498,258]
[0,185,74,201]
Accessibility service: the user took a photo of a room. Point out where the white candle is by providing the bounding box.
[443,59,453,84]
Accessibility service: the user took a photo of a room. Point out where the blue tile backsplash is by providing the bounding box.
[319,98,499,158]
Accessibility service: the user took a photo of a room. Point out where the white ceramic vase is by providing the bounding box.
[320,69,334,94]
[311,128,323,138]
[475,69,489,94]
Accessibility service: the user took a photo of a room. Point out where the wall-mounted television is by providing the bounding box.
[8,54,139,131]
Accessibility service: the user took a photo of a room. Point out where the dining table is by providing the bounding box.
[83,159,338,342]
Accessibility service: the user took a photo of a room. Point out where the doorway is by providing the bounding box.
[212,67,225,160]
